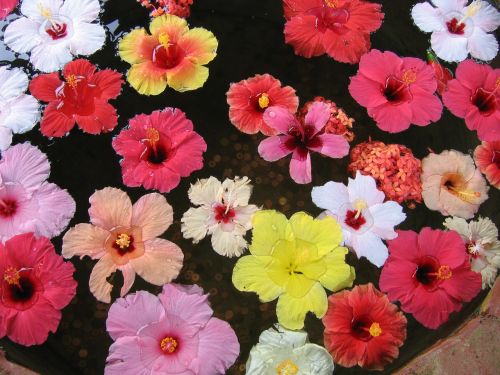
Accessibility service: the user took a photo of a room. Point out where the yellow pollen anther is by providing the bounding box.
[354,200,367,219]
[437,265,452,280]
[258,93,270,109]
[158,32,170,47]
[115,233,131,249]
[402,69,417,85]
[276,359,299,375]
[146,128,160,143]
[65,74,78,88]
[38,4,52,19]
[447,185,481,203]
[325,0,338,8]
[495,77,500,89]
[160,336,178,353]
[4,267,20,286]
[369,322,382,337]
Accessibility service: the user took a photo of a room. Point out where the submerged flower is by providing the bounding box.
[412,0,500,62]
[226,74,299,136]
[0,0,18,20]
[246,324,334,375]
[0,233,76,346]
[421,150,488,219]
[0,143,75,242]
[232,210,355,330]
[474,141,500,188]
[0,66,40,151]
[323,284,407,371]
[258,102,349,184]
[426,49,453,95]
[105,283,239,375]
[283,0,384,64]
[444,216,500,288]
[4,0,105,72]
[137,0,193,18]
[118,14,217,95]
[312,171,406,267]
[380,228,482,329]
[442,60,499,142]
[112,108,207,193]
[349,49,443,132]
[29,59,123,137]
[62,187,183,303]
[181,176,259,257]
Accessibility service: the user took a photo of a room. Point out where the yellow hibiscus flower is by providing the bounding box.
[232,210,355,330]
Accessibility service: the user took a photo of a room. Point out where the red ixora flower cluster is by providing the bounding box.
[137,0,193,18]
[348,140,422,207]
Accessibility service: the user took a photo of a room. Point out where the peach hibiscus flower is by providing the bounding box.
[62,187,183,303]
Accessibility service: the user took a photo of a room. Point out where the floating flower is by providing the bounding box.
[348,140,422,207]
[0,66,40,151]
[442,60,499,142]
[0,233,76,346]
[421,150,488,219]
[105,283,239,375]
[283,0,384,64]
[118,14,217,95]
[62,187,183,303]
[411,0,500,62]
[181,176,259,257]
[323,284,407,371]
[112,108,206,193]
[4,0,106,73]
[232,210,355,330]
[426,49,453,95]
[444,216,500,288]
[312,171,406,267]
[474,141,500,188]
[0,0,18,20]
[349,49,443,132]
[29,59,123,137]
[137,0,194,18]
[0,143,75,242]
[246,324,334,375]
[226,74,299,136]
[258,102,349,184]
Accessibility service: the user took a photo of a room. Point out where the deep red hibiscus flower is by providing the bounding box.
[29,59,124,137]
[474,141,500,189]
[380,228,482,329]
[323,283,407,371]
[283,0,384,63]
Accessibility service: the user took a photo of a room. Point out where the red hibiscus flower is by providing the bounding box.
[323,283,407,371]
[283,0,384,63]
[474,141,500,189]
[29,59,124,137]
[112,108,207,193]
[349,50,443,133]
[426,50,452,96]
[226,74,298,135]
[442,60,499,142]
[0,0,17,20]
[380,228,482,329]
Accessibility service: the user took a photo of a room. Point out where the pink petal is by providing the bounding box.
[357,49,402,83]
[442,79,471,118]
[304,101,331,132]
[257,135,293,161]
[454,59,492,90]
[106,336,159,375]
[89,187,132,230]
[379,257,418,306]
[410,86,443,126]
[368,102,413,133]
[120,264,136,297]
[262,106,299,134]
[131,193,173,241]
[62,223,108,260]
[440,262,482,302]
[289,151,311,184]
[308,134,349,159]
[417,228,467,268]
[89,254,117,303]
[348,74,388,108]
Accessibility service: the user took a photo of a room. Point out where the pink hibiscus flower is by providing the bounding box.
[0,0,17,20]
[474,141,500,189]
[0,233,76,346]
[349,49,443,132]
[62,187,184,303]
[258,101,349,184]
[0,143,75,242]
[105,283,239,375]
[112,108,207,193]
[442,60,499,142]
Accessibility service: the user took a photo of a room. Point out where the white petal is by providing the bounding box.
[0,95,40,134]
[0,127,13,151]
[294,344,334,374]
[471,2,500,32]
[480,265,498,289]
[431,31,469,62]
[443,216,471,241]
[211,226,248,257]
[30,42,72,72]
[21,0,62,21]
[258,325,308,348]
[467,27,498,61]
[470,217,499,244]
[234,204,259,231]
[350,231,389,267]
[181,206,211,243]
[431,0,467,12]
[311,181,349,213]
[347,171,385,206]
[412,2,445,32]
[4,17,42,53]
[188,176,222,206]
[0,67,29,101]
[221,176,253,207]
[370,201,406,239]
[69,21,105,56]
[59,0,101,22]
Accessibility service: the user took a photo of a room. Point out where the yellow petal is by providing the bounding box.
[166,62,209,92]
[127,62,167,96]
[285,273,316,298]
[318,247,356,291]
[178,27,218,65]
[296,257,327,280]
[119,28,157,65]
[150,14,188,41]
[249,210,293,256]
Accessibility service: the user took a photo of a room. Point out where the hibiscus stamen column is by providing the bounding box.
[457,1,481,25]
[276,359,299,375]
[146,128,161,160]
[3,267,21,288]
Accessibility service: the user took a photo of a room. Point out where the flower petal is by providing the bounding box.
[0,94,40,134]
[74,99,118,134]
[89,254,117,303]
[59,0,100,22]
[62,223,108,260]
[431,31,468,62]
[178,27,218,65]
[119,264,136,297]
[89,187,132,230]
[21,0,62,21]
[411,2,445,32]
[258,135,293,162]
[309,134,349,159]
[92,69,124,100]
[318,247,355,291]
[118,28,157,65]
[467,27,498,62]
[166,61,209,92]
[0,127,12,151]
[347,171,385,206]
[131,193,172,240]
[105,336,158,375]
[69,21,106,56]
[0,66,28,98]
[39,102,75,137]
[263,106,298,134]
[471,2,500,32]
[304,101,331,131]
[127,61,167,96]
[30,42,73,73]
[370,201,406,239]
[211,226,248,257]
[311,181,350,213]
[149,14,188,39]
[289,151,311,184]
[181,206,211,242]
[352,231,389,267]
[284,14,326,57]
[3,17,41,53]
[249,210,292,256]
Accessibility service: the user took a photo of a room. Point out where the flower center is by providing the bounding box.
[258,93,270,109]
[46,20,68,40]
[152,33,186,70]
[369,322,382,337]
[4,267,20,286]
[344,200,368,230]
[383,75,413,105]
[276,359,299,375]
[160,336,178,354]
[65,74,80,89]
[446,18,465,35]
[324,0,338,7]
[466,241,481,259]
[284,125,322,158]
[143,128,169,165]
[3,267,37,305]
[314,4,349,33]
[0,198,17,217]
[112,233,135,256]
[414,256,452,290]
[443,175,481,203]
[214,205,236,224]
[351,315,379,341]
[471,87,497,116]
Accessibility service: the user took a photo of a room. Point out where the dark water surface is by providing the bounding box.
[0,0,498,374]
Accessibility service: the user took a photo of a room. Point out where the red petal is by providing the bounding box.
[91,69,124,100]
[284,15,326,58]
[74,100,118,134]
[63,59,96,78]
[323,29,370,64]
[29,73,62,102]
[40,102,75,137]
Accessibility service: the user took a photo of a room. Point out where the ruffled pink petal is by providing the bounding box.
[440,262,482,302]
[467,110,500,142]
[131,193,173,241]
[357,49,402,83]
[417,228,467,268]
[379,257,418,306]
[62,223,108,260]
[89,254,117,303]
[158,132,207,177]
[289,150,311,184]
[442,79,472,118]
[304,101,331,132]
[402,57,438,93]
[308,134,349,158]
[263,106,299,134]
[105,336,159,375]
[348,74,388,108]
[368,102,413,133]
[89,187,132,231]
[257,135,293,161]
[409,87,443,126]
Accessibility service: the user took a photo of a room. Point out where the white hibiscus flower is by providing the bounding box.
[181,176,259,257]
[4,0,106,72]
[311,171,406,267]
[411,0,500,62]
[444,216,500,288]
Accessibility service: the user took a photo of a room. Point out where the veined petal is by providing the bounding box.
[69,21,105,56]
[411,2,445,32]
[29,72,62,102]
[166,61,209,92]
[471,2,500,32]
[62,223,108,259]
[0,127,12,151]
[262,106,298,134]
[118,28,157,65]
[181,206,211,243]
[221,176,253,207]
[127,62,167,96]
[211,226,248,257]
[21,0,62,21]
[258,135,294,162]
[0,94,40,134]
[30,42,72,73]
[318,247,355,291]
[431,31,468,62]
[59,0,100,22]
[0,67,29,99]
[347,171,385,206]
[188,176,222,206]
[89,254,117,303]
[284,273,316,298]
[178,27,218,65]
[131,193,173,241]
[119,264,136,297]
[289,151,311,184]
[249,210,293,256]
[4,17,42,53]
[150,14,188,40]
[89,187,132,230]
[370,201,406,239]
[467,28,498,62]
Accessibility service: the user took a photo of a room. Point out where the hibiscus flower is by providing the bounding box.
[105,283,239,375]
[312,171,406,267]
[283,0,384,64]
[323,284,407,371]
[0,66,40,151]
[0,0,17,20]
[0,143,75,242]
[442,60,499,142]
[0,233,76,346]
[118,14,217,95]
[112,108,207,193]
[474,141,500,188]
[226,74,299,135]
[258,102,349,184]
[181,176,259,257]
[3,0,106,72]
[349,49,443,132]
[62,187,184,303]
[412,0,500,62]
[29,59,123,137]
[380,228,482,329]
[246,324,334,375]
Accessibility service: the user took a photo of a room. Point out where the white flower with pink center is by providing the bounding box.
[181,176,259,257]
[4,0,106,72]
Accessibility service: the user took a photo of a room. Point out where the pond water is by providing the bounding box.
[0,0,498,374]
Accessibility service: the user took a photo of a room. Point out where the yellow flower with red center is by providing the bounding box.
[118,14,218,95]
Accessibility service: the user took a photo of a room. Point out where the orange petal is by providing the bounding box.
[150,14,188,42]
[127,61,167,95]
[178,27,218,65]
[119,28,157,65]
[166,60,209,92]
